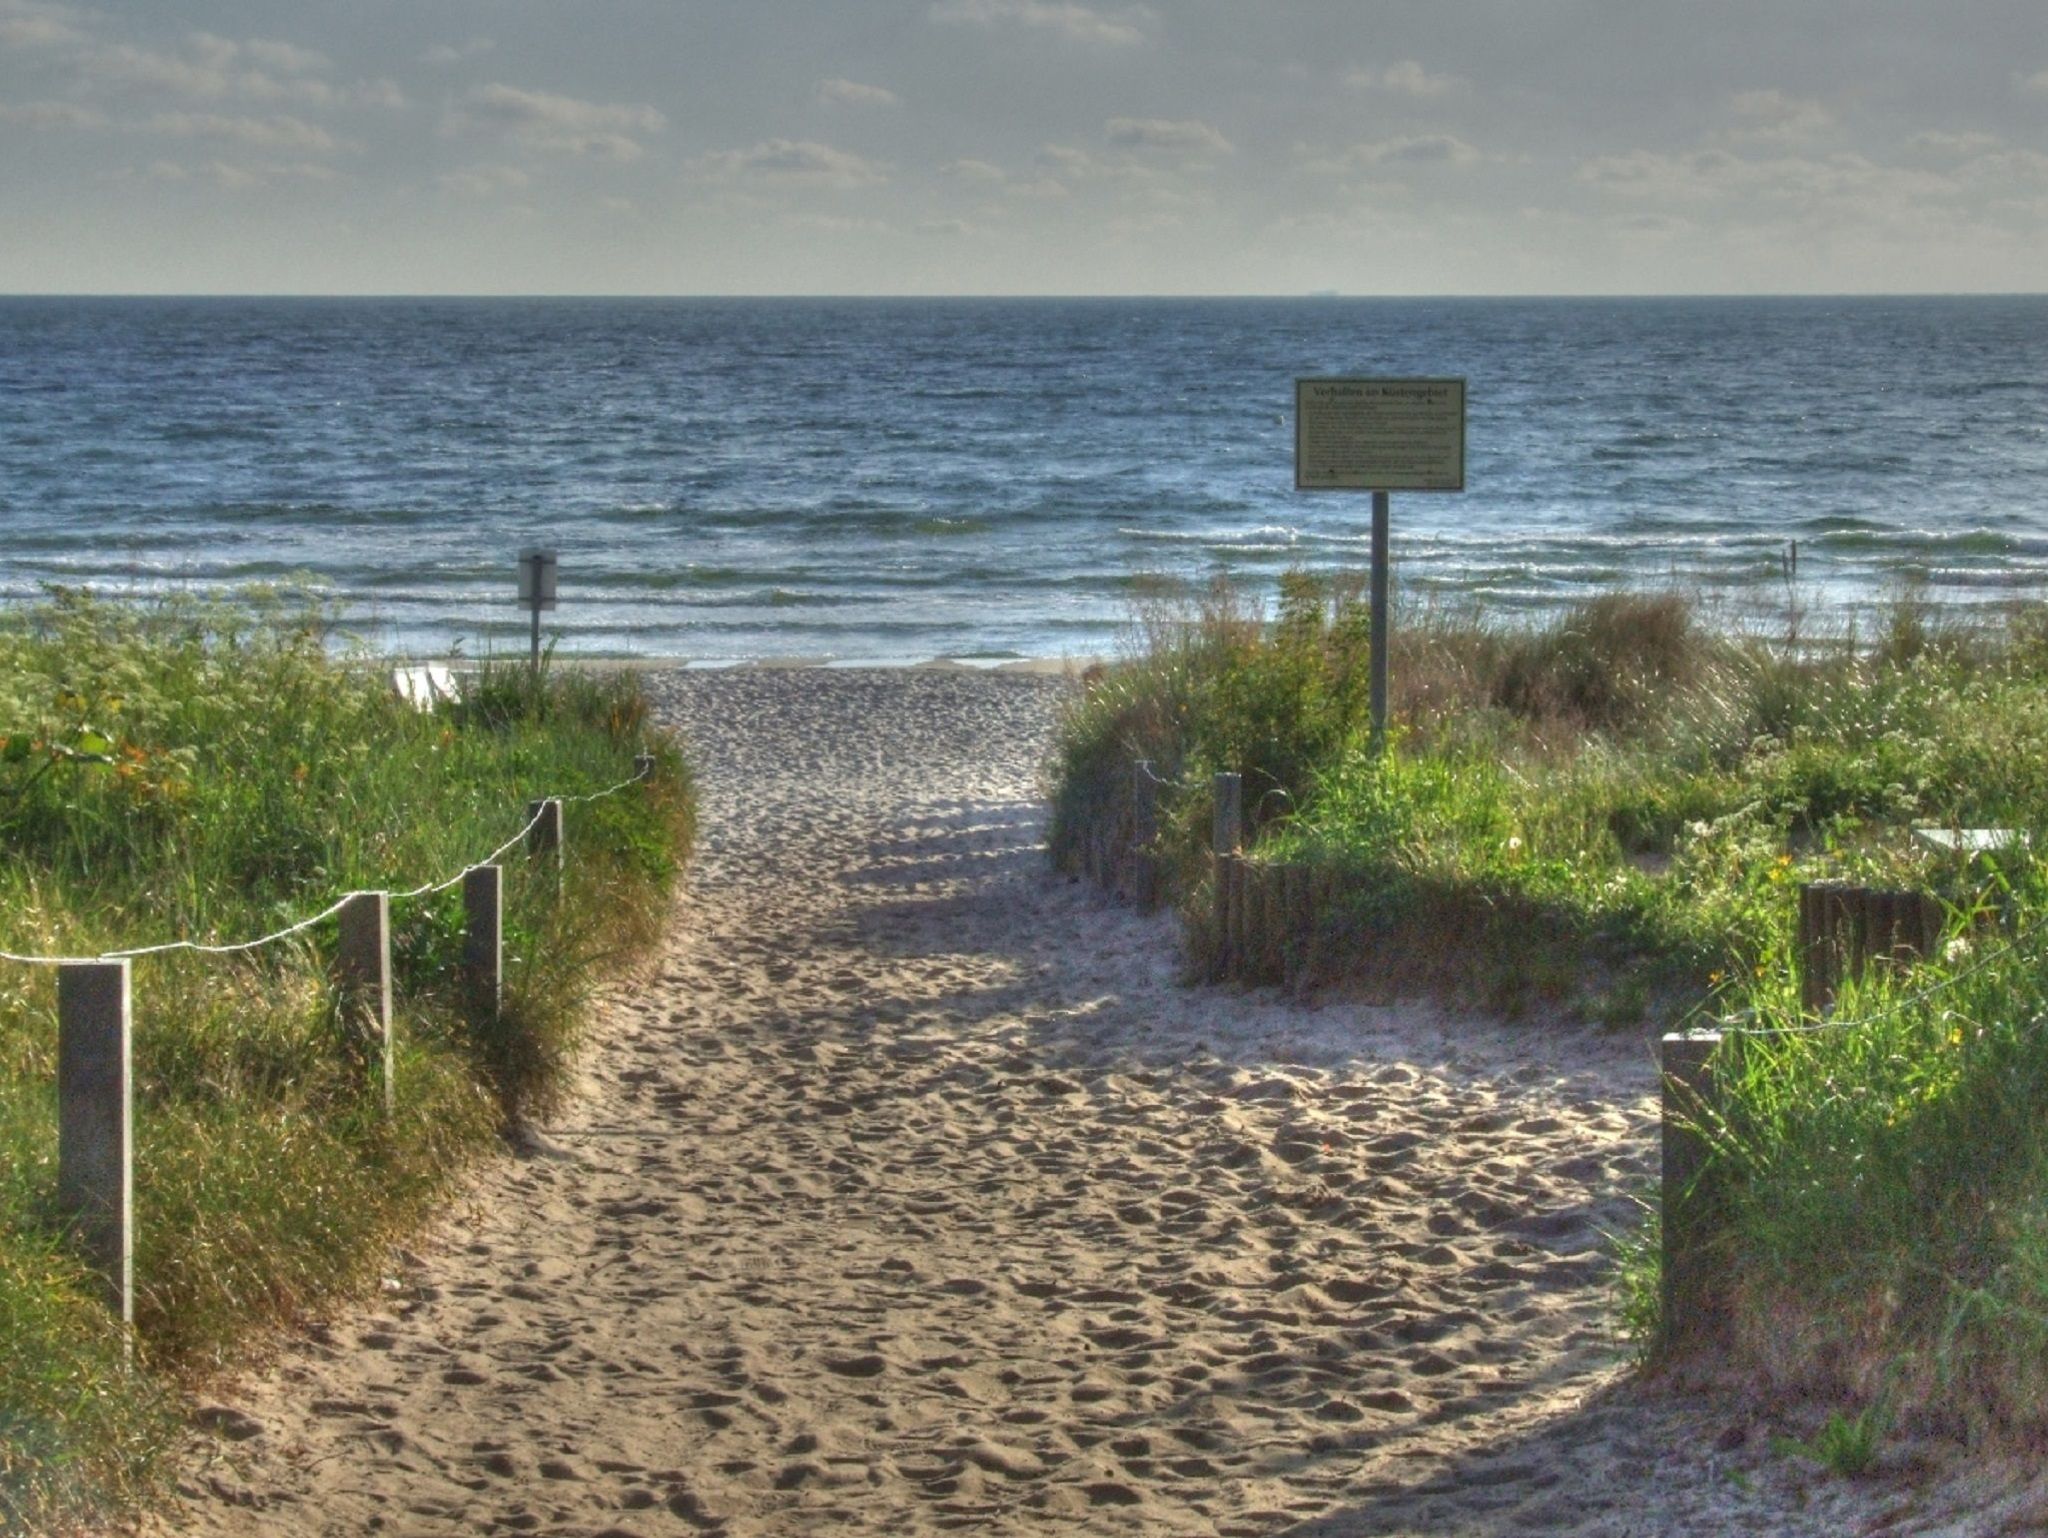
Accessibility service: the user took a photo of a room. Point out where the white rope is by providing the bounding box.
[0,760,654,968]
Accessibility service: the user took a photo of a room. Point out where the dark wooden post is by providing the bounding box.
[462,863,503,1023]
[1661,1029,1723,1343]
[336,891,394,1116]
[58,960,133,1326]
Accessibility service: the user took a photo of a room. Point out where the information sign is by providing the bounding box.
[1295,377,1465,492]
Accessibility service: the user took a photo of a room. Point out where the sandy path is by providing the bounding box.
[157,669,1889,1538]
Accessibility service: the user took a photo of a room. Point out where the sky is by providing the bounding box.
[2,0,2045,295]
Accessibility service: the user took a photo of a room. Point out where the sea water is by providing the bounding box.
[2,295,2044,662]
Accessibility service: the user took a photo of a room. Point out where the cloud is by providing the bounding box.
[1576,147,1960,213]
[1727,88,1833,142]
[1346,60,1466,98]
[135,157,339,190]
[816,77,899,108]
[941,157,1007,181]
[147,111,340,152]
[928,0,1148,49]
[2018,68,2048,94]
[464,82,665,158]
[689,138,889,188]
[0,1,85,50]
[421,38,494,66]
[1909,130,2005,157]
[67,29,399,111]
[242,38,326,75]
[1104,116,1231,155]
[437,163,532,197]
[0,98,107,128]
[1342,133,1480,167]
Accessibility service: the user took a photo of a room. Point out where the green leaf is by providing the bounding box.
[1,733,32,763]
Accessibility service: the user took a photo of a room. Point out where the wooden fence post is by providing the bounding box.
[1799,882,1942,1014]
[1129,761,1159,910]
[58,960,132,1327]
[1661,1029,1723,1343]
[527,796,564,876]
[462,863,503,1023]
[336,891,394,1116]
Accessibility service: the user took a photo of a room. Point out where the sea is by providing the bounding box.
[2,295,2044,663]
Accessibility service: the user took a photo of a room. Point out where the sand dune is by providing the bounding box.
[150,668,1899,1537]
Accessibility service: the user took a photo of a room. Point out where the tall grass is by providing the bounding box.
[1050,575,2048,1438]
[0,591,694,1528]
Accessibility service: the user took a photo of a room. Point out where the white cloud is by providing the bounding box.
[135,157,339,190]
[1727,88,1834,142]
[464,82,665,159]
[83,40,236,98]
[1576,147,1960,212]
[198,158,337,189]
[0,1,85,50]
[689,138,890,188]
[1909,130,2005,157]
[1347,60,1466,98]
[1338,134,1480,167]
[941,157,1007,181]
[242,38,327,75]
[421,38,494,66]
[1104,116,1231,155]
[2019,69,2048,95]
[146,111,341,152]
[0,98,107,128]
[928,0,1148,49]
[437,163,532,197]
[816,77,899,108]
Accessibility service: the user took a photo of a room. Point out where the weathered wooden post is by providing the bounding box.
[335,891,394,1116]
[58,960,132,1327]
[1212,773,1243,980]
[527,797,564,877]
[1800,882,1942,1014]
[1129,761,1160,910]
[1660,1029,1723,1343]
[462,863,503,1023]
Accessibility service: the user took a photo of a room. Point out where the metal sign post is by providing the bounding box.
[516,548,558,670]
[1295,377,1466,751]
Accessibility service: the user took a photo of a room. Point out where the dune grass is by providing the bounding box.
[0,591,694,1529]
[1049,574,2048,1442]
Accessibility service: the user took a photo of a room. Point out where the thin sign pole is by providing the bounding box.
[1370,488,1390,753]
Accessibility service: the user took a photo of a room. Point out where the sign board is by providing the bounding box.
[517,548,558,611]
[1295,377,1465,492]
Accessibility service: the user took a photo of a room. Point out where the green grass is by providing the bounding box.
[0,591,694,1529]
[1051,574,2048,1444]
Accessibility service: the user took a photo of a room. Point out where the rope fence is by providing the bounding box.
[30,753,656,1330]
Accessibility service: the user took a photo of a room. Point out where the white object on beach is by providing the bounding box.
[1913,826,2027,856]
[392,664,462,711]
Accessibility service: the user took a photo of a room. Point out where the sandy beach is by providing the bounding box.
[141,668,1925,1538]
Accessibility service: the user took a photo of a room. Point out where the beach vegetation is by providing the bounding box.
[0,591,693,1529]
[1049,574,2048,1447]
